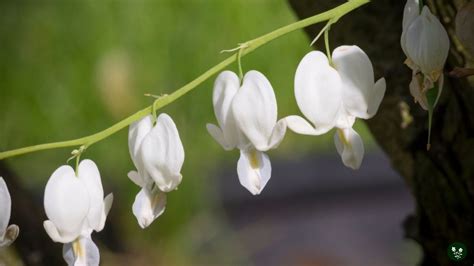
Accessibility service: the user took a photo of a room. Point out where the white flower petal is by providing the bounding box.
[0,179,17,248]
[44,165,89,243]
[132,187,166,229]
[77,160,104,232]
[0,178,11,237]
[62,243,74,265]
[334,108,356,129]
[211,71,241,149]
[403,0,420,31]
[332,45,375,119]
[128,115,154,173]
[405,6,450,76]
[43,220,73,243]
[206,123,233,151]
[401,0,420,54]
[367,78,386,117]
[63,236,100,266]
[140,113,185,192]
[0,225,19,248]
[334,128,365,170]
[232,70,279,151]
[127,171,145,187]
[294,51,342,130]
[267,119,287,150]
[285,115,331,135]
[237,150,271,195]
[96,193,113,233]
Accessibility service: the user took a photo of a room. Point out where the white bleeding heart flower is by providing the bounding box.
[43,159,113,266]
[207,70,287,195]
[401,1,449,149]
[0,177,19,248]
[286,46,386,169]
[128,113,184,228]
[401,2,449,93]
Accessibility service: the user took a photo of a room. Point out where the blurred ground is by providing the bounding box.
[212,151,420,266]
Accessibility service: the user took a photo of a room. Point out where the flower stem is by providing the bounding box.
[310,19,332,47]
[324,26,332,64]
[0,0,370,161]
[237,47,244,81]
[75,154,80,176]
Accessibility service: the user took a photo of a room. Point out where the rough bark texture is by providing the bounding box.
[288,0,473,265]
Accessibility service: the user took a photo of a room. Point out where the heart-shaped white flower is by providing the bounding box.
[286,46,386,169]
[207,70,287,195]
[43,160,113,266]
[128,113,184,228]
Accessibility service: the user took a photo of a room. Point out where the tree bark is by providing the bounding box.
[288,0,474,265]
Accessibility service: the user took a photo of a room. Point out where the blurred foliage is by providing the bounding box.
[0,0,374,264]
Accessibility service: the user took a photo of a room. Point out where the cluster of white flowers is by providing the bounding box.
[1,31,387,266]
[19,113,186,266]
[401,0,449,110]
[0,2,453,265]
[208,45,386,194]
[0,116,184,266]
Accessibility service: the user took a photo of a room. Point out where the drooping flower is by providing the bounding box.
[286,46,386,169]
[401,1,450,149]
[128,113,184,228]
[0,177,19,248]
[401,1,449,107]
[403,6,450,82]
[207,70,287,195]
[43,160,113,266]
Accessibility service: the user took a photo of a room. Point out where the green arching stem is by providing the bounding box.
[0,0,370,161]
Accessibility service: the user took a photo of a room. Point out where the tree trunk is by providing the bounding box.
[288,0,474,265]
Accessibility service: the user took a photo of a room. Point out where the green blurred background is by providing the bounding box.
[0,0,376,265]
